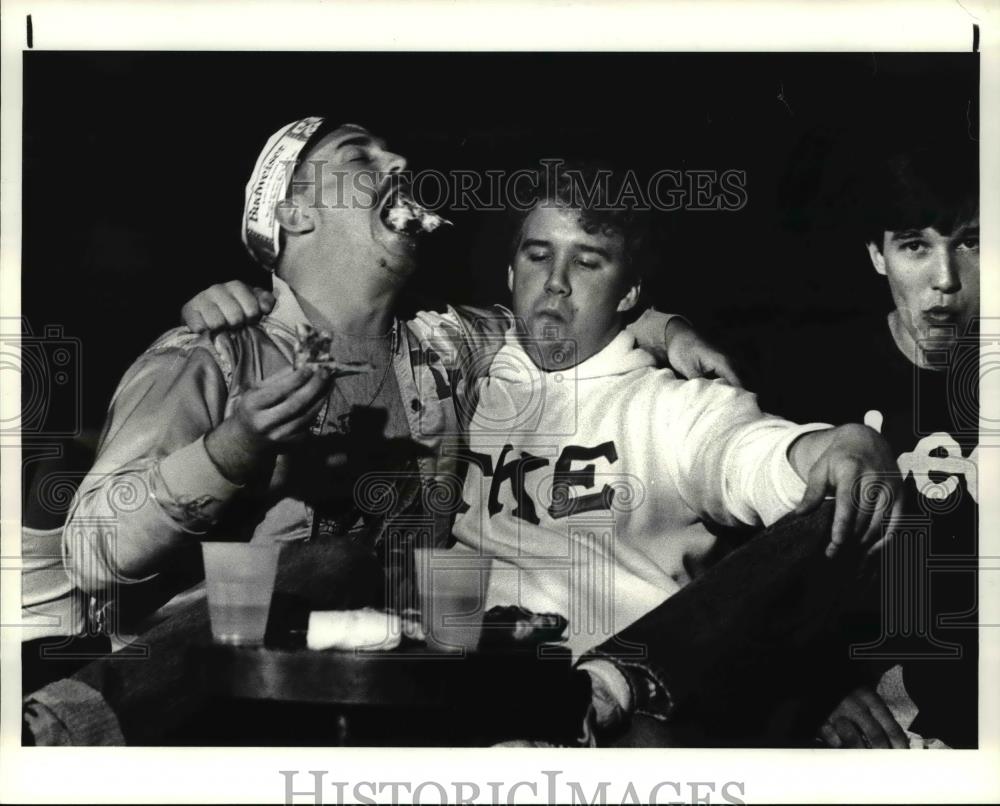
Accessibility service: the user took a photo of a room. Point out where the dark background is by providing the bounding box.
[22,51,978,444]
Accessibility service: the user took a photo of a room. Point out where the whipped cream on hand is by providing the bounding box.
[381,192,452,235]
[293,324,375,375]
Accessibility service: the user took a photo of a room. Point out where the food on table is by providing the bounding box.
[306,608,402,651]
[304,605,566,652]
[480,605,568,646]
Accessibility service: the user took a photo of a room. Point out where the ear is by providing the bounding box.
[507,265,514,293]
[866,240,887,276]
[616,281,641,314]
[274,197,315,236]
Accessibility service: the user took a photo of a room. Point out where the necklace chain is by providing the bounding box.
[314,326,399,431]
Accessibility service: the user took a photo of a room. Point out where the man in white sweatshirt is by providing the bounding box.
[446,165,900,744]
[173,160,900,746]
[30,123,729,746]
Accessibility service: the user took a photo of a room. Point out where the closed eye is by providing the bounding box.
[525,250,550,262]
[342,148,370,164]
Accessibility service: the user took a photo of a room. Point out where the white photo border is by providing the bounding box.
[2,1,998,803]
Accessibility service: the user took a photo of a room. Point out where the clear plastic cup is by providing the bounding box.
[201,542,281,645]
[413,546,492,653]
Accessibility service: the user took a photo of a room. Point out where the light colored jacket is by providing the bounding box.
[63,278,672,594]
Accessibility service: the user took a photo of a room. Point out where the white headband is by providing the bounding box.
[241,116,327,269]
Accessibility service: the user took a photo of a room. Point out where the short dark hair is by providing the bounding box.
[863,142,978,248]
[508,162,651,283]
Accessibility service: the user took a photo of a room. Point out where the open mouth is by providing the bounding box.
[378,189,451,236]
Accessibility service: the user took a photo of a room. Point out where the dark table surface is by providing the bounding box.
[195,640,574,707]
[191,639,587,746]
[184,538,590,745]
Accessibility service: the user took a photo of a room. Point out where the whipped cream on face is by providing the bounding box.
[381,192,452,235]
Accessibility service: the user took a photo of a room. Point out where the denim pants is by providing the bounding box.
[589,501,871,745]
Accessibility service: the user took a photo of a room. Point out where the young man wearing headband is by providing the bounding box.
[60,119,729,614]
[186,162,902,747]
[25,119,732,746]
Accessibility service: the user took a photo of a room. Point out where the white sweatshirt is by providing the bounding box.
[451,328,828,659]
